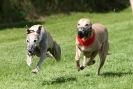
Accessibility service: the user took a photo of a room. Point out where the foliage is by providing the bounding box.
[0,0,129,23]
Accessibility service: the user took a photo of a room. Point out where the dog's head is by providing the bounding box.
[26,25,42,55]
[77,18,92,38]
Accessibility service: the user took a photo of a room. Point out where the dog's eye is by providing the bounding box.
[27,40,29,43]
[34,40,37,42]
[85,24,89,26]
[77,24,80,26]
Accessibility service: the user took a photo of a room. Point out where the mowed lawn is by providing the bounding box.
[0,8,133,89]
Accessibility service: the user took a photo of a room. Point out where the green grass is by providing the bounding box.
[0,7,133,89]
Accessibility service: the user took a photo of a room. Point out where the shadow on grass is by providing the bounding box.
[42,76,77,85]
[0,21,43,30]
[102,71,133,77]
[85,74,90,77]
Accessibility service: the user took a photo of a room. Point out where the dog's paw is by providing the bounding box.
[77,64,85,71]
[80,65,85,70]
[32,68,39,74]
[80,66,84,70]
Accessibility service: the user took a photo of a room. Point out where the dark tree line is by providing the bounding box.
[0,0,129,24]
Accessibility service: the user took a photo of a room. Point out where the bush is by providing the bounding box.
[0,0,129,24]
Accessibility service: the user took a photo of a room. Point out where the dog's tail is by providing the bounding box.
[50,41,61,61]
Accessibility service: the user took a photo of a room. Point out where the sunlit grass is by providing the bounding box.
[0,7,132,89]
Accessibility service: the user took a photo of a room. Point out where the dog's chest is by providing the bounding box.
[78,45,98,57]
[78,44,97,52]
[35,47,40,57]
[83,51,92,57]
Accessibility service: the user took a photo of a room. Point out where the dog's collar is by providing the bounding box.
[77,32,95,47]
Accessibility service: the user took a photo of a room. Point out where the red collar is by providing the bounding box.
[77,32,95,47]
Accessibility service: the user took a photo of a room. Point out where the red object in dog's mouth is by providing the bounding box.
[77,33,95,47]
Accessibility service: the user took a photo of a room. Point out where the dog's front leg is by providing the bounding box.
[80,56,92,70]
[86,51,97,66]
[32,49,47,74]
[75,45,81,71]
[27,54,32,67]
[80,56,87,70]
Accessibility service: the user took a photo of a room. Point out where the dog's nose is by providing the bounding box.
[81,27,86,31]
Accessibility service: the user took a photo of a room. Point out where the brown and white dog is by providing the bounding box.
[26,25,61,73]
[75,18,109,75]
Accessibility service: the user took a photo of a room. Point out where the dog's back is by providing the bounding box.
[92,23,108,43]
[92,23,108,41]
[92,23,109,54]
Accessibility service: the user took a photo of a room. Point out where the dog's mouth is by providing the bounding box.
[78,31,84,38]
[28,50,34,56]
[78,29,92,38]
[28,49,35,56]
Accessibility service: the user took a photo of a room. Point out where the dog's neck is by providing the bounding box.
[77,30,95,47]
[82,30,94,41]
[39,32,43,42]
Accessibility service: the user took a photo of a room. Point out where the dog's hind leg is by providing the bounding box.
[97,42,108,75]
[50,41,61,61]
[98,52,106,75]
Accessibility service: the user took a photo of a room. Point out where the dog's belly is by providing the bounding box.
[79,45,98,58]
[83,51,92,58]
[79,45,97,52]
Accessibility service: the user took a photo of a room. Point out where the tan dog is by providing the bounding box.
[26,25,61,73]
[75,18,109,75]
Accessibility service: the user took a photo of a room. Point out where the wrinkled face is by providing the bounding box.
[26,32,39,55]
[77,18,92,38]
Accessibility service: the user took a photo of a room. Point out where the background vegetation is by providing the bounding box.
[0,0,129,24]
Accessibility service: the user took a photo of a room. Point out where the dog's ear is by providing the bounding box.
[26,25,30,34]
[27,30,30,34]
[37,25,42,34]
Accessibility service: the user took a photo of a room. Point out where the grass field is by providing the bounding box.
[0,7,133,89]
